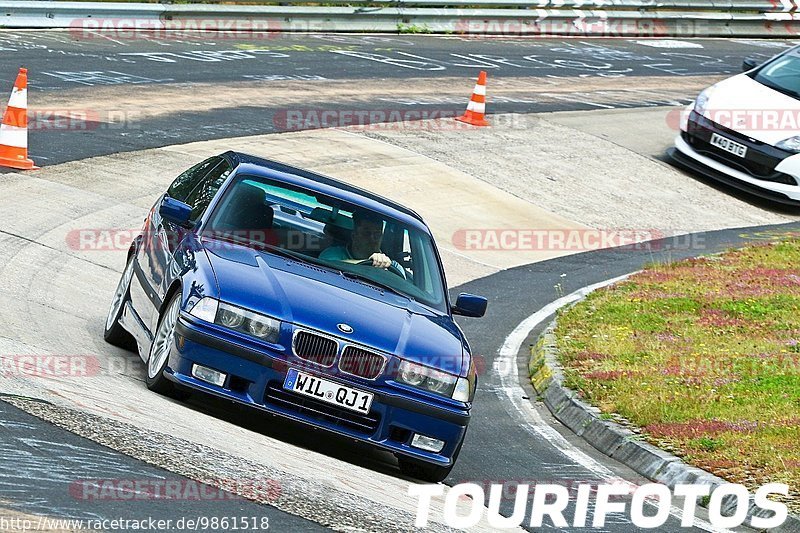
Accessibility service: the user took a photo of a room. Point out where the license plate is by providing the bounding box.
[283,369,373,414]
[710,133,748,158]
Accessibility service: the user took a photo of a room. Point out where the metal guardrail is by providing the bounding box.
[160,0,800,10]
[7,0,800,8]
[1,0,799,36]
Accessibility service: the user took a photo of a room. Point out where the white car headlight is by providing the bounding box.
[189,298,280,343]
[188,297,218,323]
[693,86,715,116]
[397,360,463,399]
[776,136,800,154]
[453,377,471,402]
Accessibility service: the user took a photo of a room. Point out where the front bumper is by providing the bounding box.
[168,317,469,466]
[671,110,800,205]
[670,142,800,207]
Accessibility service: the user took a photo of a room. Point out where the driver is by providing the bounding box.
[319,210,402,274]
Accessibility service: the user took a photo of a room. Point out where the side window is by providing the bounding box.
[185,160,233,221]
[410,232,439,300]
[401,229,414,280]
[167,157,221,202]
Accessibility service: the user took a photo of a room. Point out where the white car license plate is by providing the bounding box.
[283,369,373,414]
[710,133,748,158]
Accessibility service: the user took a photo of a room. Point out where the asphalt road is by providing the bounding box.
[1,33,798,531]
[0,400,323,531]
[0,32,796,164]
[0,33,788,88]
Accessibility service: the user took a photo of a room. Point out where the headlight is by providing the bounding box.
[776,136,800,154]
[398,360,427,386]
[694,86,714,116]
[453,377,471,402]
[188,297,218,323]
[396,360,462,399]
[189,298,280,343]
[248,318,275,337]
[218,305,245,329]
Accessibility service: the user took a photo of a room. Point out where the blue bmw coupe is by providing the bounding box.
[104,151,487,481]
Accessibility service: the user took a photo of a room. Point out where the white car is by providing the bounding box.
[671,45,800,205]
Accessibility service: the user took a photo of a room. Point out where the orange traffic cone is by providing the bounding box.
[456,70,489,127]
[0,67,38,170]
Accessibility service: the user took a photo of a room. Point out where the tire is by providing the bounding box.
[145,293,182,396]
[104,255,137,351]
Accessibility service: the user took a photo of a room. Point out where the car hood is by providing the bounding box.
[203,241,465,374]
[702,74,800,145]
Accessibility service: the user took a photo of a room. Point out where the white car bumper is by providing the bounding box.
[673,134,800,204]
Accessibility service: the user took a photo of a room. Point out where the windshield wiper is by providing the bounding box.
[339,271,413,301]
[260,245,346,273]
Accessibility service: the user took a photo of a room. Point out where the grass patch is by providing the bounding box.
[555,240,800,512]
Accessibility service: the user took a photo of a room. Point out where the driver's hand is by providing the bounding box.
[369,253,392,269]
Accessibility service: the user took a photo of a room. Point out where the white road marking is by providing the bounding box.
[84,31,128,47]
[632,40,704,49]
[495,273,732,532]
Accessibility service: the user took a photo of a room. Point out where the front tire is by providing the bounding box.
[104,256,136,350]
[146,293,182,396]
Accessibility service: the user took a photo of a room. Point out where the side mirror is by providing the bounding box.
[159,196,193,227]
[452,293,487,318]
[742,57,760,72]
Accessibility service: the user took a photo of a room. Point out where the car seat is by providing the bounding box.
[214,183,276,247]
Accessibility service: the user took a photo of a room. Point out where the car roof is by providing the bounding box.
[221,151,430,232]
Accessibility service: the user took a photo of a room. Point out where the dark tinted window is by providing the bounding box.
[185,160,233,221]
[167,157,221,202]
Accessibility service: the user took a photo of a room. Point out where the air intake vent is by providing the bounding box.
[339,346,386,380]
[288,260,332,275]
[293,331,338,367]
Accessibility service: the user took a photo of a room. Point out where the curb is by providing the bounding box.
[530,322,800,532]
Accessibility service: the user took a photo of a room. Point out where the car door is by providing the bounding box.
[133,157,231,335]
[151,157,233,331]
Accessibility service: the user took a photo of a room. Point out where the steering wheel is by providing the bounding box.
[356,259,406,279]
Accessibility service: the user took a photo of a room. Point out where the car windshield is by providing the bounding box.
[202,174,448,312]
[752,52,800,99]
